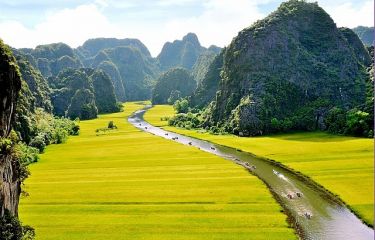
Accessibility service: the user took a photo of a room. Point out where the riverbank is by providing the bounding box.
[145,105,374,226]
[19,102,296,240]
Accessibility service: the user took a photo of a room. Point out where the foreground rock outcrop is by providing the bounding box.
[0,39,22,217]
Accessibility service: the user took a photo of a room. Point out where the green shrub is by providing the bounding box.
[324,107,346,134]
[15,143,39,166]
[0,211,35,240]
[173,99,189,113]
[168,112,202,129]
[53,128,68,144]
[108,121,117,129]
[345,109,371,137]
[29,135,46,153]
[0,211,23,240]
[71,124,80,135]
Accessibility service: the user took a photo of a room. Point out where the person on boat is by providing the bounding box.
[304,212,312,219]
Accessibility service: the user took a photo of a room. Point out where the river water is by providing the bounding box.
[128,106,374,240]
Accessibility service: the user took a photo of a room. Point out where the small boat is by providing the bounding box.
[188,142,192,145]
[251,165,256,169]
[210,147,216,150]
[304,212,312,219]
[273,169,280,175]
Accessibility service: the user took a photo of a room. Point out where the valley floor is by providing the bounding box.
[19,102,296,240]
[145,105,374,226]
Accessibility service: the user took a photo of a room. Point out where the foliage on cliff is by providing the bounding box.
[190,51,224,108]
[152,68,196,104]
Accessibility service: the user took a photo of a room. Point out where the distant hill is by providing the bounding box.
[14,35,221,102]
[157,33,221,71]
[79,38,160,101]
[352,26,374,46]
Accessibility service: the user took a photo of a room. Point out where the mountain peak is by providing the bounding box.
[182,33,200,46]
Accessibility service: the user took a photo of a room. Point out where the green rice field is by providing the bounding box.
[145,105,374,226]
[19,102,296,240]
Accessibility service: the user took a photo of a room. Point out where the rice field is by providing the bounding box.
[19,102,296,240]
[145,105,374,226]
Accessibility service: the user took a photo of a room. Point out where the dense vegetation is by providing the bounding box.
[152,68,196,104]
[352,26,374,46]
[16,56,53,113]
[173,0,372,138]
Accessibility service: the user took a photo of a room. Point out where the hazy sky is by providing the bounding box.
[0,0,372,56]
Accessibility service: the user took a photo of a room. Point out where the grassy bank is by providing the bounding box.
[145,105,374,226]
[19,102,296,240]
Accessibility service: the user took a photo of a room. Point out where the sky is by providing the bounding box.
[0,0,373,57]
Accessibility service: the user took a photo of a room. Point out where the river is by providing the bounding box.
[128,106,374,240]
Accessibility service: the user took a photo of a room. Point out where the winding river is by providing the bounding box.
[128,106,374,240]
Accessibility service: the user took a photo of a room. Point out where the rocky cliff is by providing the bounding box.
[0,39,22,217]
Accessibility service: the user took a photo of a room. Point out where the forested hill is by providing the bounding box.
[157,33,220,71]
[171,0,373,138]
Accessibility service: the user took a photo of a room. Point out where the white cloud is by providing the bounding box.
[0,0,372,57]
[0,3,121,49]
[150,0,265,54]
[156,0,198,6]
[322,0,373,28]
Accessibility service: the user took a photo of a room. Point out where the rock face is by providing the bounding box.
[340,27,371,66]
[0,40,22,217]
[206,0,368,135]
[190,51,224,108]
[191,50,218,84]
[152,68,196,104]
